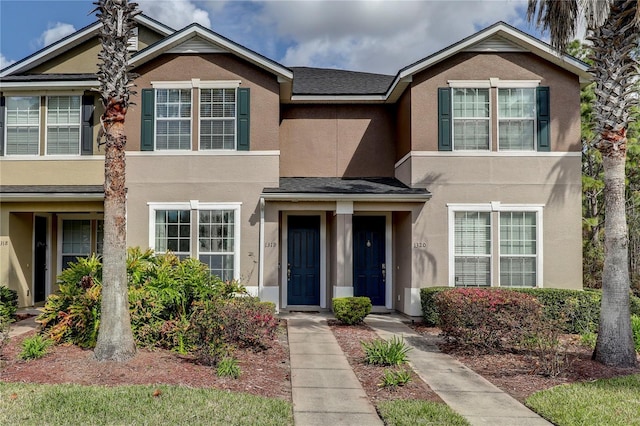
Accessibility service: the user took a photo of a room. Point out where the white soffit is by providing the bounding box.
[463,34,527,52]
[166,36,226,54]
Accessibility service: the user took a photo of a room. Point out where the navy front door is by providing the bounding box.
[34,216,47,304]
[353,216,386,306]
[287,216,320,305]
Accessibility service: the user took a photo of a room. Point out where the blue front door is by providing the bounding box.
[353,216,386,306]
[287,216,320,305]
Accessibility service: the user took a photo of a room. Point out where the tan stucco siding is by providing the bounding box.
[410,52,581,152]
[0,159,104,185]
[126,153,279,287]
[396,91,412,162]
[127,54,280,152]
[406,154,582,290]
[280,105,396,177]
[30,39,102,74]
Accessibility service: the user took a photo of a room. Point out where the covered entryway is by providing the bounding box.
[353,215,386,306]
[287,215,321,305]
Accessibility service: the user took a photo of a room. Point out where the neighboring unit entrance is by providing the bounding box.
[34,216,48,304]
[353,216,386,306]
[287,215,321,305]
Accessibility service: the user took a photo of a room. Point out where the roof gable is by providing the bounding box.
[130,24,293,81]
[0,14,174,78]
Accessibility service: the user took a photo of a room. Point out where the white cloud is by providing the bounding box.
[137,0,211,29]
[260,0,529,74]
[0,53,16,70]
[39,22,77,47]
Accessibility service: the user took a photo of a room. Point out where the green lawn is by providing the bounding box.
[377,399,470,426]
[0,383,292,426]
[526,374,640,426]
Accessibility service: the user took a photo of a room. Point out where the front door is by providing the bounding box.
[34,216,48,304]
[287,216,320,305]
[353,216,386,306]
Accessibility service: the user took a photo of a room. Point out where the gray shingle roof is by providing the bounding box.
[263,177,429,196]
[291,67,394,96]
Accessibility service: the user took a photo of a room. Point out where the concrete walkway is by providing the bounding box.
[365,314,552,426]
[284,313,382,426]
[8,308,41,338]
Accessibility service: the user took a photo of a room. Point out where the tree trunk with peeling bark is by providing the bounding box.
[93,0,139,362]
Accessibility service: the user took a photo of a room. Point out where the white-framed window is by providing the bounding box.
[199,88,236,150]
[449,203,542,288]
[498,88,536,151]
[452,88,490,150]
[58,216,104,272]
[155,88,192,150]
[5,96,40,156]
[46,95,81,155]
[149,202,241,280]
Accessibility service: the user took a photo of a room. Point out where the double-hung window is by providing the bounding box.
[155,89,191,150]
[450,204,541,287]
[47,95,81,155]
[452,88,490,150]
[498,88,536,151]
[200,88,236,150]
[5,96,40,155]
[59,217,104,271]
[149,202,240,280]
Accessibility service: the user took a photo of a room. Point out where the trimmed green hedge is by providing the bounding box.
[0,286,18,322]
[332,297,372,325]
[420,286,640,334]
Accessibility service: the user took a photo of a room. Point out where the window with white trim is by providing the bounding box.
[155,89,191,150]
[452,88,490,150]
[59,217,103,271]
[449,204,541,288]
[498,88,536,151]
[47,95,81,155]
[149,203,240,280]
[6,96,40,155]
[454,211,491,286]
[200,88,236,150]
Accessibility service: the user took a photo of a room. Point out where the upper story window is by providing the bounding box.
[498,88,536,151]
[200,88,236,150]
[47,95,81,155]
[452,88,490,150]
[438,81,549,153]
[6,96,40,156]
[155,89,192,150]
[140,81,250,152]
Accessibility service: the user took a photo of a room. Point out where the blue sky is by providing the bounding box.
[0,0,562,75]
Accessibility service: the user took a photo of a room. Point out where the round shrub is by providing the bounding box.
[332,297,372,325]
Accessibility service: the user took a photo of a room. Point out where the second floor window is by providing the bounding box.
[498,88,536,151]
[452,88,490,150]
[155,89,192,150]
[47,95,81,155]
[6,96,40,155]
[200,88,236,150]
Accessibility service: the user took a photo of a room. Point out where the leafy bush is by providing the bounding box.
[217,357,241,379]
[0,315,10,362]
[632,315,640,353]
[435,288,544,350]
[188,297,279,365]
[0,286,18,322]
[361,336,411,366]
[19,334,53,360]
[379,368,411,388]
[521,319,568,377]
[332,297,372,325]
[420,287,449,326]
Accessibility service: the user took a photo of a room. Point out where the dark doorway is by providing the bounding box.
[287,216,320,305]
[353,216,386,306]
[34,216,47,304]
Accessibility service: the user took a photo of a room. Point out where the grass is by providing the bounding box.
[377,399,470,426]
[0,383,292,426]
[526,374,640,426]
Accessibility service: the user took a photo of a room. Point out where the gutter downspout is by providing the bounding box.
[258,197,265,300]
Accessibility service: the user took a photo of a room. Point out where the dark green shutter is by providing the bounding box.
[536,86,550,152]
[140,88,155,151]
[81,95,94,155]
[438,88,452,151]
[236,87,250,151]
[0,96,5,156]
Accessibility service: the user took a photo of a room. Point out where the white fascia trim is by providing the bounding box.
[126,150,280,157]
[0,155,105,161]
[130,26,293,81]
[0,23,101,77]
[0,81,100,90]
[0,193,104,201]
[135,15,176,37]
[290,95,387,102]
[262,193,431,202]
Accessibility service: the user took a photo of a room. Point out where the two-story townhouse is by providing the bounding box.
[0,15,588,316]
